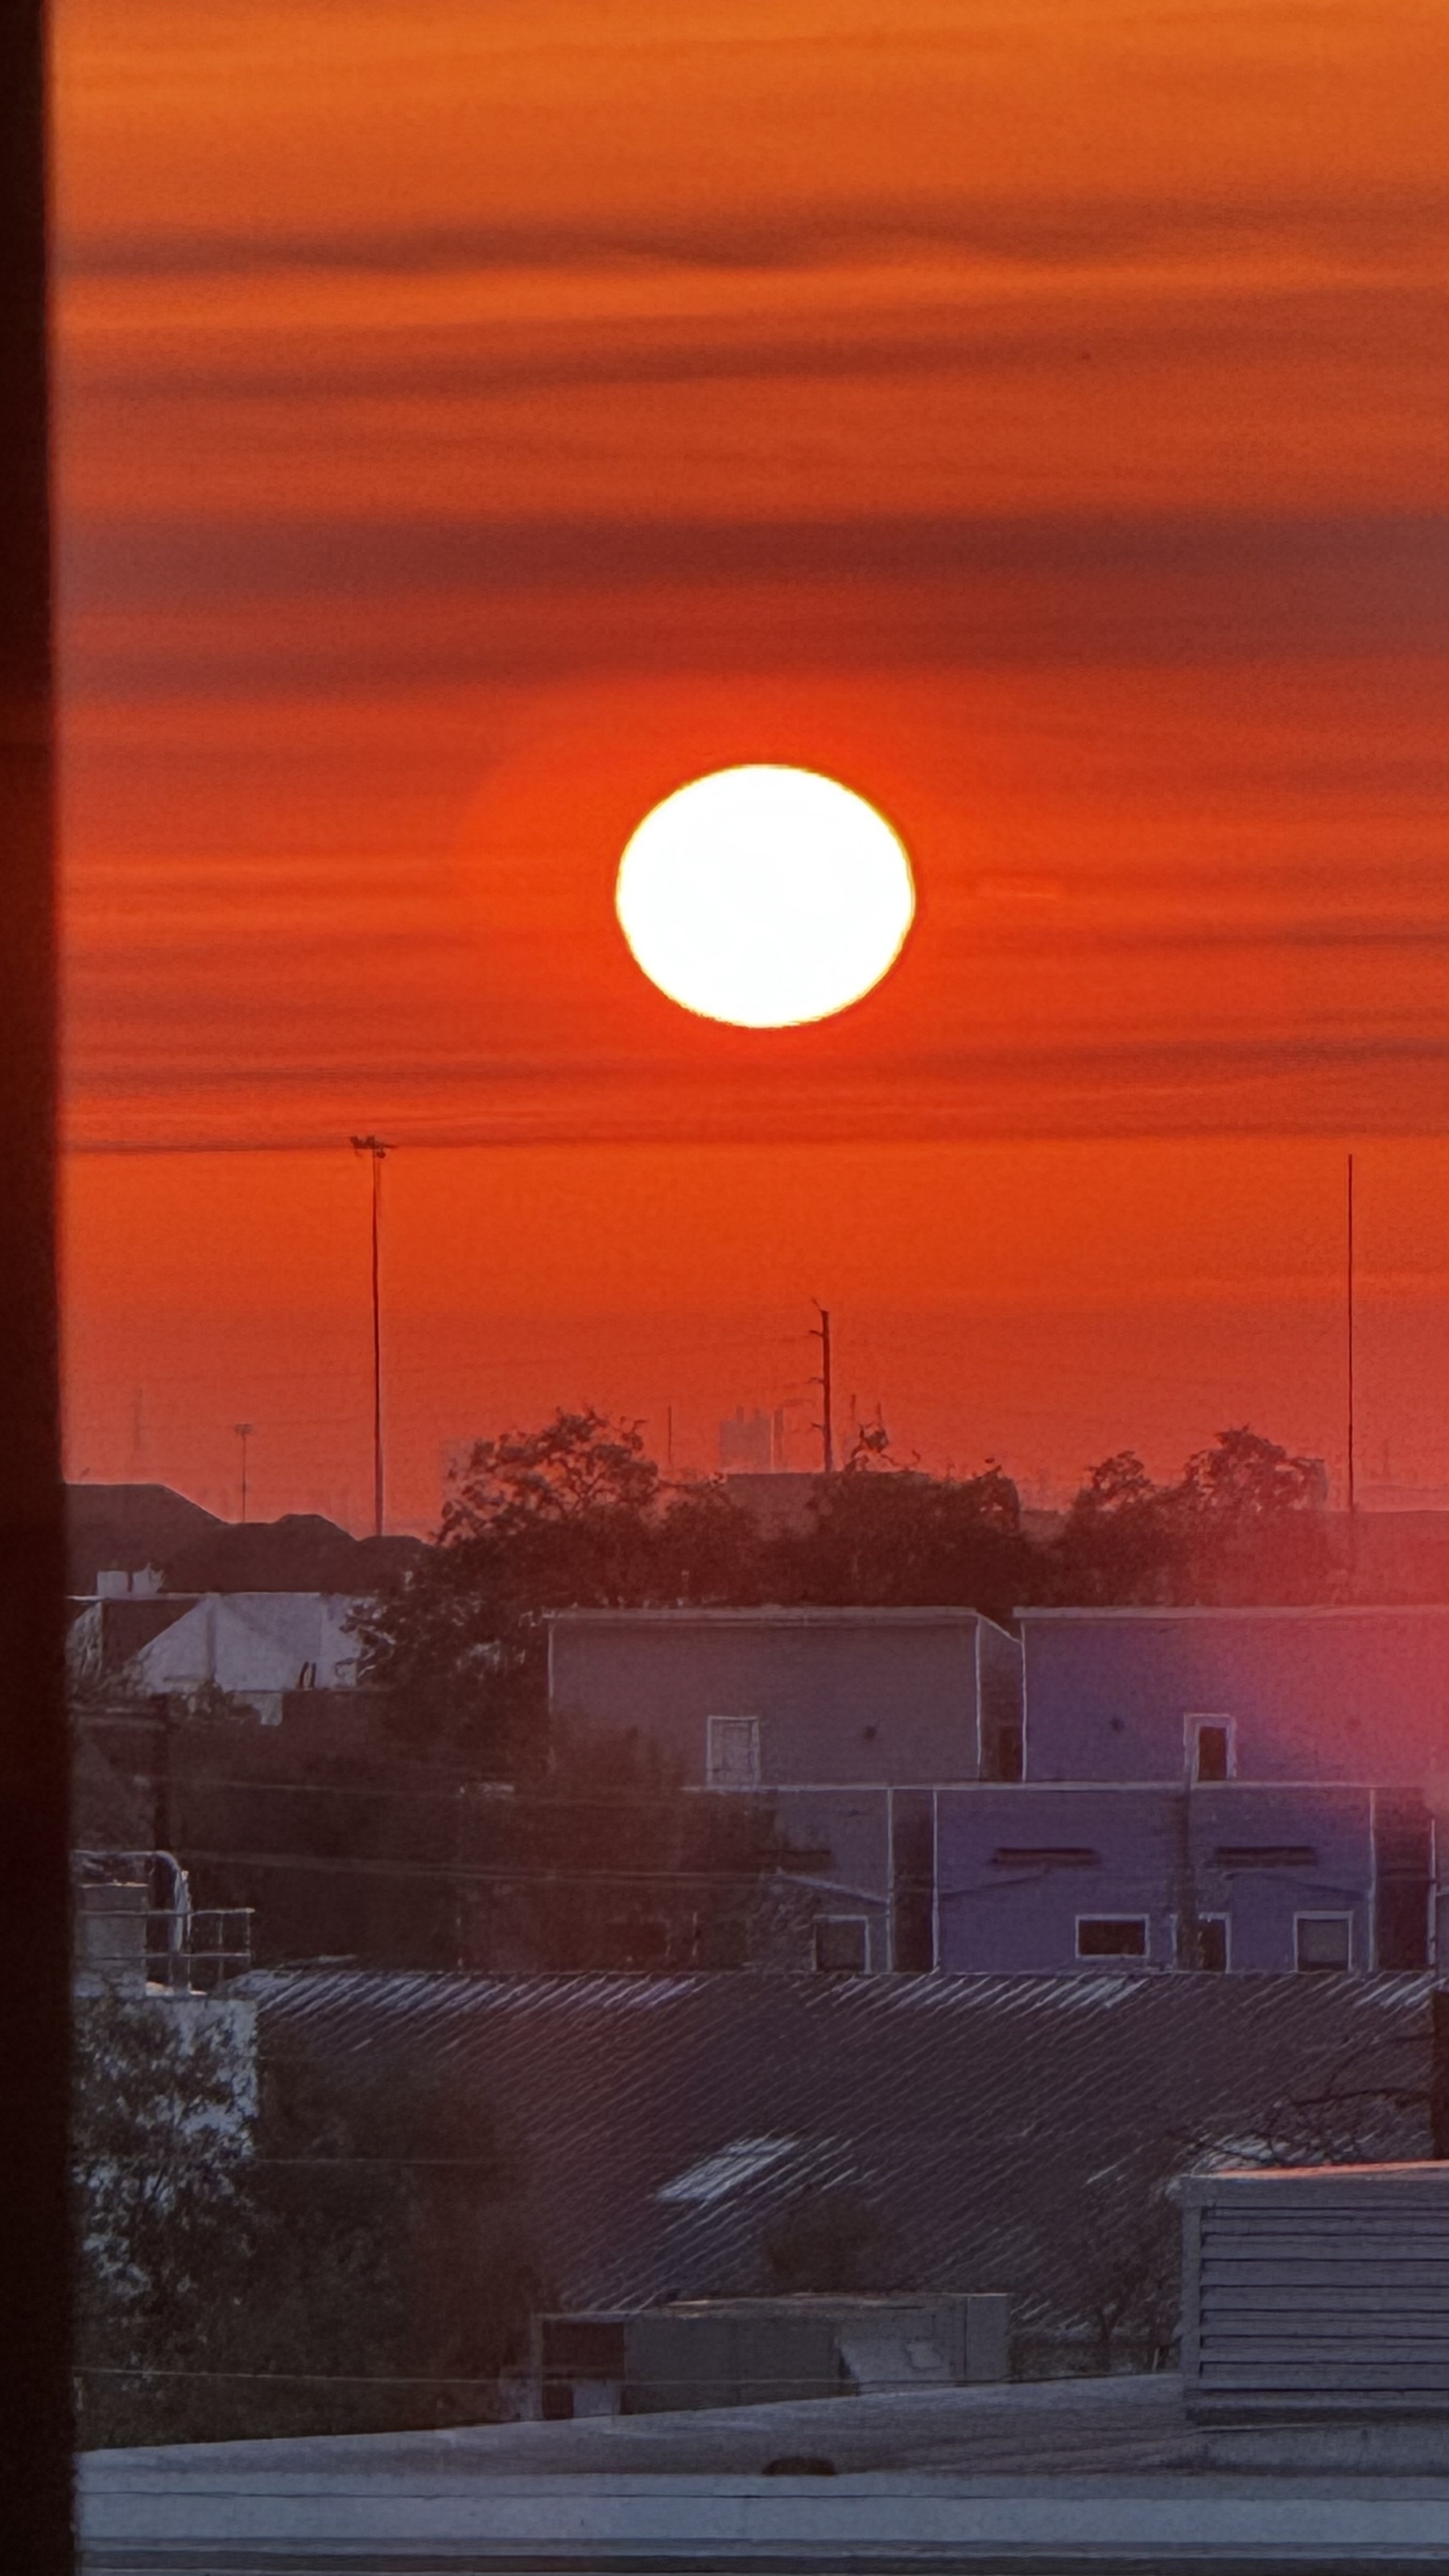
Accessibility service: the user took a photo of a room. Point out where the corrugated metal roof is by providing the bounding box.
[237,1969,1439,2331]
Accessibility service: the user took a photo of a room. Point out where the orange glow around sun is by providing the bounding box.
[53,0,1449,1524]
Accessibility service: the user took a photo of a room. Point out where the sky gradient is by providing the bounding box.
[56,1,1449,1525]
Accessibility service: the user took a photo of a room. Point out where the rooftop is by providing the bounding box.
[547,1604,1003,1628]
[235,1968,1439,2326]
[1018,1602,1449,1621]
[79,2376,1449,2568]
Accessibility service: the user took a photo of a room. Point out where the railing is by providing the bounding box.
[72,1850,253,1992]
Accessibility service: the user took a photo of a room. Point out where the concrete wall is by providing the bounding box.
[548,1611,1015,1787]
[1020,1608,1449,1787]
[935,1783,1390,1974]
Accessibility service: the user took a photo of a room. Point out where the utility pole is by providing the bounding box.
[1346,1151,1356,1521]
[811,1302,835,1473]
[233,1423,254,1525]
[351,1136,390,1535]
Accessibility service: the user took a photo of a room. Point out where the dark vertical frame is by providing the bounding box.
[0,0,72,2564]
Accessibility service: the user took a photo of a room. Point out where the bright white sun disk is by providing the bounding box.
[615,765,914,1028]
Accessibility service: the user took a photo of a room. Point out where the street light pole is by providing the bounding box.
[811,1301,835,1474]
[351,1137,390,1535]
[1345,1150,1356,1521]
[233,1422,254,1525]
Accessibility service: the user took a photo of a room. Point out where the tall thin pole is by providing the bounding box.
[234,1423,253,1525]
[352,1137,389,1534]
[811,1302,835,1473]
[1346,1150,1356,1521]
[0,0,72,2556]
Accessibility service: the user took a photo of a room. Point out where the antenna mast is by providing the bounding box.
[1346,1150,1356,1522]
[351,1136,390,1534]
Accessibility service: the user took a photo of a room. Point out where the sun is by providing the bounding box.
[614,765,915,1028]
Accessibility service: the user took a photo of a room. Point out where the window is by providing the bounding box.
[1076,1917,1148,1960]
[1195,1916,1229,1973]
[813,1916,869,1974]
[1187,1715,1233,1782]
[1295,1913,1352,1973]
[705,1715,761,1790]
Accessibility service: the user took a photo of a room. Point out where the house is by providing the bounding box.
[548,1603,1443,1976]
[547,1607,1024,1971]
[65,1480,419,1600]
[65,1482,224,1596]
[932,1781,1432,1975]
[1018,1605,1449,1788]
[548,1606,1024,1787]
[93,1576,363,1720]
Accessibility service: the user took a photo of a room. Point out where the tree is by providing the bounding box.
[353,1409,763,1761]
[1174,1425,1332,1604]
[1057,1428,1333,1608]
[72,1991,258,2449]
[762,2188,894,2294]
[73,1991,538,2448]
[1056,1451,1179,1606]
[777,1455,1038,1626]
[1034,2145,1183,2375]
[460,1723,818,1971]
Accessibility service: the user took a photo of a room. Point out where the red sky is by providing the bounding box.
[55,2,1449,1526]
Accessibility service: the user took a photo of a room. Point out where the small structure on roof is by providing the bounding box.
[527,2292,1009,2420]
[1181,2160,1449,2429]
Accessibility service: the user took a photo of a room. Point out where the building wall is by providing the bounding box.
[548,1611,1010,1787]
[1020,1608,1449,1787]
[933,1782,1414,1975]
[772,1786,893,1967]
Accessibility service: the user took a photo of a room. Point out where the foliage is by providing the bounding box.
[72,1990,258,2447]
[353,1409,762,1761]
[1056,1426,1333,1608]
[73,1992,536,2448]
[774,1455,1036,1625]
[463,1723,815,1971]
[1172,1424,1332,1603]
[357,1410,1340,1765]
[1033,2145,1183,2375]
[762,2187,894,2294]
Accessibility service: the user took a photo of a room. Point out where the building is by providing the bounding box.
[527,2292,1009,2419]
[548,1607,1024,1970]
[72,1847,253,1996]
[933,1781,1432,1975]
[548,1602,1443,1975]
[548,1606,1023,1786]
[65,1482,224,1596]
[1018,1605,1449,1789]
[717,1407,786,1473]
[71,1588,369,1725]
[65,1480,419,1598]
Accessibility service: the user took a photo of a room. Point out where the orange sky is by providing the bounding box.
[55,2,1449,1525]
